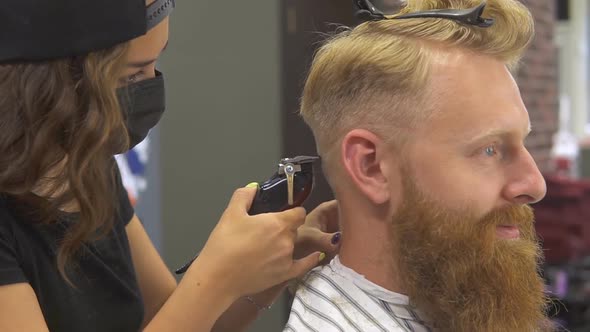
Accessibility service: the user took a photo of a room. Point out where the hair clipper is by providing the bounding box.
[175,155,320,274]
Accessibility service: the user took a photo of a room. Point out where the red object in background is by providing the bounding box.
[534,175,590,264]
[554,157,572,173]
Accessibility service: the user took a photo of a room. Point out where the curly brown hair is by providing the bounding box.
[0,42,131,281]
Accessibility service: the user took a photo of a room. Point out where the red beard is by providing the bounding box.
[390,175,554,332]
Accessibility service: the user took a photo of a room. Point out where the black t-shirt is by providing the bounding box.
[0,166,144,331]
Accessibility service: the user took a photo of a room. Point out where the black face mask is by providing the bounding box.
[116,70,166,151]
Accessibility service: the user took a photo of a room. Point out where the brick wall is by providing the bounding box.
[517,0,559,173]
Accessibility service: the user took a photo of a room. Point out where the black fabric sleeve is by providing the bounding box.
[0,219,27,286]
[113,162,135,226]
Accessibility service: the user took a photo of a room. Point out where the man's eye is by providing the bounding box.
[484,145,497,157]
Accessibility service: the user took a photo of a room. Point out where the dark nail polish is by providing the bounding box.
[331,232,341,245]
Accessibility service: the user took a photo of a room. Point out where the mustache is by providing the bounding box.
[479,204,535,228]
[396,174,535,232]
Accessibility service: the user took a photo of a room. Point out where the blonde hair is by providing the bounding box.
[301,0,534,182]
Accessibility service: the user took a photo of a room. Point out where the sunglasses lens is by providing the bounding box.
[369,0,404,15]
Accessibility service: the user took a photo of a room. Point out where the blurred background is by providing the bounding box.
[114,1,590,331]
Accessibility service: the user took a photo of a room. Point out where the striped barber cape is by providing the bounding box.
[285,256,432,332]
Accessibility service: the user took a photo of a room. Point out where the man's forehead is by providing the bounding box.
[422,51,529,141]
[427,50,512,92]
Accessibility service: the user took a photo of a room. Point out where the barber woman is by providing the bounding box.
[0,1,340,331]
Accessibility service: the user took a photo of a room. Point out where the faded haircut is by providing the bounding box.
[300,0,534,184]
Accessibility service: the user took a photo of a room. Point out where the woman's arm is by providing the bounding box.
[0,283,49,332]
[127,185,341,332]
[129,186,324,331]
[127,215,261,331]
[126,216,177,328]
[128,215,281,332]
[141,256,237,332]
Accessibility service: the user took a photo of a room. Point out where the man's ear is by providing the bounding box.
[341,129,392,205]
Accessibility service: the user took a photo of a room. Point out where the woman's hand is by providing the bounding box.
[144,186,331,332]
[207,199,342,332]
[244,201,341,307]
[194,184,324,302]
[294,200,341,263]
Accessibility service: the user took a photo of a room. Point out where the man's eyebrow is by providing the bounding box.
[467,123,532,144]
[126,41,169,68]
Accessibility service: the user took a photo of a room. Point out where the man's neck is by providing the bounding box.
[337,214,405,294]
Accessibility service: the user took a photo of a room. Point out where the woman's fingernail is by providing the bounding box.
[319,252,326,262]
[331,232,341,245]
[245,182,259,188]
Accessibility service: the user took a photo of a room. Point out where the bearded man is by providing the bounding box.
[285,0,555,331]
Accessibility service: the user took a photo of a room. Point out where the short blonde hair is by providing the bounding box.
[301,0,534,182]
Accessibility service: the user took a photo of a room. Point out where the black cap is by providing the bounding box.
[0,0,175,63]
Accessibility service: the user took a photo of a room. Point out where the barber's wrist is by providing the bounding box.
[244,283,288,311]
[184,254,241,305]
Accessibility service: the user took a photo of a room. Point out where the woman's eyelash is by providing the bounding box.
[126,72,143,83]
